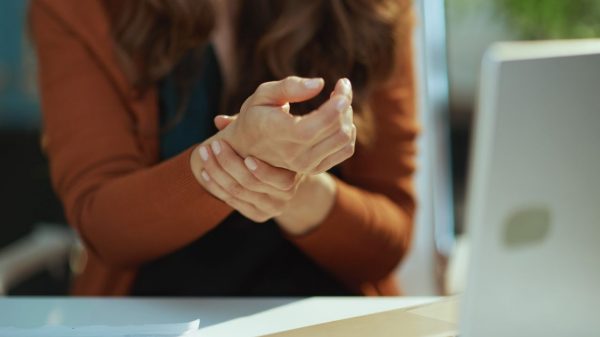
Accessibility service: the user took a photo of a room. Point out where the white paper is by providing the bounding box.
[0,319,200,337]
[194,297,439,337]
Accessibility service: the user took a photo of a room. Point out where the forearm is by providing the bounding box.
[71,147,232,267]
[31,2,234,268]
[286,177,414,285]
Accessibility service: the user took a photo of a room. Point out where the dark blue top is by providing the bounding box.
[130,46,352,296]
[158,46,221,159]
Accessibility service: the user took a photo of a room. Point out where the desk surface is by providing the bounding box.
[0,297,440,336]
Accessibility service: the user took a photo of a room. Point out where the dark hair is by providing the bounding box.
[107,0,413,143]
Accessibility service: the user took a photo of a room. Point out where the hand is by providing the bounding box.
[196,139,302,223]
[217,76,356,174]
[210,114,336,235]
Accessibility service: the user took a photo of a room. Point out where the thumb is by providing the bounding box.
[252,76,324,106]
[214,115,237,130]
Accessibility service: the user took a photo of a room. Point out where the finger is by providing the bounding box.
[252,76,324,106]
[201,161,284,217]
[200,170,270,222]
[210,140,290,197]
[243,156,297,191]
[214,115,237,131]
[197,168,235,205]
[200,142,289,215]
[310,124,356,173]
[198,143,268,203]
[293,99,353,154]
[326,78,353,102]
[294,88,352,143]
[336,78,353,102]
[311,142,356,174]
[300,122,356,172]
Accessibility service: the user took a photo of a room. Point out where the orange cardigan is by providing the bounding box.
[30,0,418,296]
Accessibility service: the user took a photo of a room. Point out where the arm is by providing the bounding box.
[284,16,418,289]
[203,56,416,291]
[197,22,417,290]
[30,2,233,267]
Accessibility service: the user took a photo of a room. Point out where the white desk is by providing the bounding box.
[0,297,440,336]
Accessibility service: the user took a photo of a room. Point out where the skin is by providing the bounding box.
[189,77,356,235]
[189,4,356,235]
[218,76,356,174]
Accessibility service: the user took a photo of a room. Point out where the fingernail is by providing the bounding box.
[244,157,258,171]
[201,170,210,182]
[341,78,351,90]
[304,78,321,89]
[336,97,348,113]
[199,146,209,161]
[211,140,221,155]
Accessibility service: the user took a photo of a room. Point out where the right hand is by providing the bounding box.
[217,76,356,174]
[196,139,302,223]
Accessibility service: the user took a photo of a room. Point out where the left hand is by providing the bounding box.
[196,139,303,223]
[216,78,356,174]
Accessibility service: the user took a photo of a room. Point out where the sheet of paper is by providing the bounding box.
[263,308,457,337]
[0,319,200,337]
[194,297,439,337]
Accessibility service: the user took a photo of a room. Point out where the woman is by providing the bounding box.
[30,0,417,296]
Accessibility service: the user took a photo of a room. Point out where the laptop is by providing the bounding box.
[461,40,600,337]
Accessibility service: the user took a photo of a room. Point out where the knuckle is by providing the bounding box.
[256,82,269,93]
[284,75,300,88]
[347,106,355,120]
[281,79,294,98]
[343,143,355,157]
[337,128,352,143]
[240,97,251,111]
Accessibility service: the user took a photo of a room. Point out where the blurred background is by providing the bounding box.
[0,0,598,295]
[0,0,69,295]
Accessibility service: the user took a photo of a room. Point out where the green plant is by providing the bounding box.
[497,0,600,39]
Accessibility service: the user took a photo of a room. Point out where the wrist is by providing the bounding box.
[276,173,337,236]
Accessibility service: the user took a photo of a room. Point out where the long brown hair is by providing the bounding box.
[107,0,412,143]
